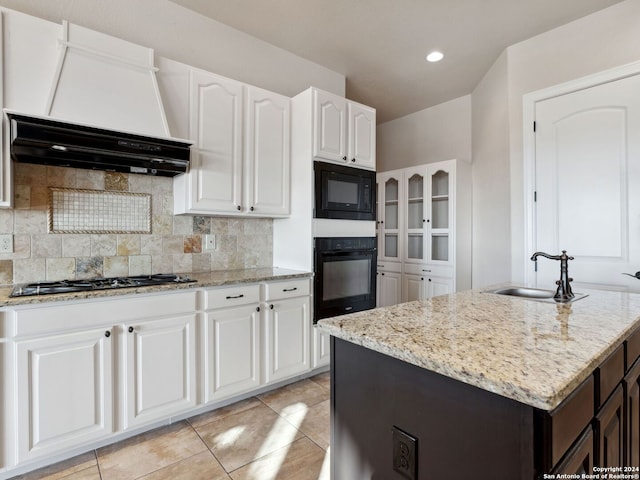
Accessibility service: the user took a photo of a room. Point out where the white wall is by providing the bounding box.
[506,0,640,284]
[470,52,510,288]
[0,0,345,98]
[376,95,471,172]
[376,0,640,289]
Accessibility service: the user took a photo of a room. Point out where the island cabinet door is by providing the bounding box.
[625,359,640,466]
[551,426,594,476]
[594,385,625,467]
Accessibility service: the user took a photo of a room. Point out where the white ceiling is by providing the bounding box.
[169,0,624,123]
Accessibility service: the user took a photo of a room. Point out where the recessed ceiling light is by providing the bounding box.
[426,51,444,63]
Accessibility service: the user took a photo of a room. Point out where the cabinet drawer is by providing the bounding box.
[263,278,310,301]
[14,291,197,336]
[543,375,595,469]
[627,326,640,371]
[376,261,402,273]
[403,263,452,277]
[204,284,261,309]
[595,344,624,408]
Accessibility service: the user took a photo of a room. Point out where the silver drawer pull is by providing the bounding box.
[225,294,244,299]
[282,287,298,292]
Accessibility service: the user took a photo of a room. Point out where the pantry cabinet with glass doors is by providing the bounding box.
[376,170,403,306]
[376,159,471,306]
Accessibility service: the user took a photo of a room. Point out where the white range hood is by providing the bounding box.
[44,21,172,139]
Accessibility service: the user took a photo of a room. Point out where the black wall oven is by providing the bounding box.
[314,161,376,220]
[314,237,377,322]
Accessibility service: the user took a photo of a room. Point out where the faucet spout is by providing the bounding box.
[531,250,575,302]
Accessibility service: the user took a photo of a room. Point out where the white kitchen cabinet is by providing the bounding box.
[14,327,113,464]
[376,160,471,305]
[121,314,197,430]
[244,86,291,216]
[263,279,311,383]
[176,69,244,214]
[202,284,261,403]
[312,326,330,368]
[377,169,404,263]
[312,88,375,170]
[377,262,402,307]
[173,68,290,217]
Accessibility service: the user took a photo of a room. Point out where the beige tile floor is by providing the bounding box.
[13,373,331,480]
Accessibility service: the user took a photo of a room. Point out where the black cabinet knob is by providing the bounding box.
[351,158,356,162]
[270,304,274,309]
[128,326,134,333]
[236,205,241,211]
[250,206,255,211]
[104,330,111,338]
[256,306,260,312]
[342,156,347,161]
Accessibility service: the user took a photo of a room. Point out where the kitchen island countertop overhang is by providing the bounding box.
[317,286,640,411]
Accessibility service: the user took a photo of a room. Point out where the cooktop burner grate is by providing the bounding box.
[10,274,196,297]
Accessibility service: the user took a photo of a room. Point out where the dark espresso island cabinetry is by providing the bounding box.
[319,289,640,479]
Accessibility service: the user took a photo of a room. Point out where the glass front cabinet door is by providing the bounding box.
[427,164,453,264]
[377,171,403,263]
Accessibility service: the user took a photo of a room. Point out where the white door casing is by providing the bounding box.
[528,69,640,292]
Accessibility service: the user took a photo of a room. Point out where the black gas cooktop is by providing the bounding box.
[10,273,196,297]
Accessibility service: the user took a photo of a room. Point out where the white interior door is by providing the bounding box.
[534,74,640,293]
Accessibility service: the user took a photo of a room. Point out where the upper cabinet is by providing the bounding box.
[170,67,291,217]
[312,88,375,170]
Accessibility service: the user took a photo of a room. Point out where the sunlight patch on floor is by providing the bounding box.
[214,425,246,448]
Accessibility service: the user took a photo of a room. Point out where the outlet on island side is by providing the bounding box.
[392,426,418,480]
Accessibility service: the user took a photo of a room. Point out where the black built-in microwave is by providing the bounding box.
[314,161,376,221]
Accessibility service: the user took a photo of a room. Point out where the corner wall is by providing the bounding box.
[376,95,471,172]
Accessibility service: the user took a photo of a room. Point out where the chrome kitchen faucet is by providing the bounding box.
[530,250,575,302]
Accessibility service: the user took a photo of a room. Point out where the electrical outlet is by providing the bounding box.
[392,426,417,480]
[204,234,216,252]
[0,234,13,254]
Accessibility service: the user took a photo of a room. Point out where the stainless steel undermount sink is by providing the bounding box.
[485,286,588,303]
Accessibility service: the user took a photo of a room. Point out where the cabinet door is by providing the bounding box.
[426,162,454,265]
[595,385,624,467]
[625,359,640,467]
[264,296,311,383]
[15,328,113,462]
[122,314,197,429]
[551,426,594,476]
[404,166,427,264]
[377,171,403,262]
[313,89,348,163]
[187,69,244,213]
[204,304,260,403]
[245,86,291,216]
[347,102,376,169]
[429,276,454,297]
[402,274,428,303]
[312,325,330,368]
[377,270,402,307]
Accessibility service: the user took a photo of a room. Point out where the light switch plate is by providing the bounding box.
[0,234,13,253]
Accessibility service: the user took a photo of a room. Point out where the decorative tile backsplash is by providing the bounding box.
[0,164,273,285]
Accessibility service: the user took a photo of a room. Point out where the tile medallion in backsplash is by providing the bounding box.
[0,164,273,285]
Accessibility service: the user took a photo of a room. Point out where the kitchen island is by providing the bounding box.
[317,287,640,479]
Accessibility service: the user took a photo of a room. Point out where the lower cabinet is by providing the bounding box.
[3,277,314,477]
[121,314,197,429]
[312,326,330,368]
[625,358,640,467]
[204,304,261,402]
[263,279,311,383]
[595,385,624,467]
[551,426,594,475]
[402,273,452,302]
[15,327,113,463]
[376,268,401,307]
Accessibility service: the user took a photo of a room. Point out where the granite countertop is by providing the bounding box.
[317,287,640,411]
[0,267,312,307]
